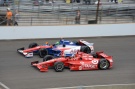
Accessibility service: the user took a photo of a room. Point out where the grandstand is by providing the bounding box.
[0,0,135,25]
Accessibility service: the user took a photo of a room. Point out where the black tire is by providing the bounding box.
[98,59,110,70]
[54,62,64,72]
[80,46,91,53]
[39,48,48,58]
[29,43,38,48]
[43,55,54,62]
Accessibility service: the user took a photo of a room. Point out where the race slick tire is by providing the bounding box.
[54,62,64,72]
[80,46,91,53]
[39,48,48,58]
[98,58,110,70]
[29,43,38,48]
[43,55,54,62]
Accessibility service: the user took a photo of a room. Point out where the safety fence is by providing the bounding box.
[0,0,135,26]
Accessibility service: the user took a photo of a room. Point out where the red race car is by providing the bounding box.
[31,51,113,72]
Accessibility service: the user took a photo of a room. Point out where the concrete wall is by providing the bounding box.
[0,23,135,40]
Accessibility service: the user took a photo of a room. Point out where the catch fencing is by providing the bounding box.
[0,0,135,26]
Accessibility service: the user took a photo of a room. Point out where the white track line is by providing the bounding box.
[0,82,10,89]
[45,83,135,89]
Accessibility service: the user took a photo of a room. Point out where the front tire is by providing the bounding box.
[43,55,54,62]
[98,58,110,70]
[54,62,64,72]
[39,48,48,58]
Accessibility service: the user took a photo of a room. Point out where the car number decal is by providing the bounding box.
[70,49,79,54]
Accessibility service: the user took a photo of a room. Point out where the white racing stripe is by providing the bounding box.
[0,82,10,89]
[44,83,135,89]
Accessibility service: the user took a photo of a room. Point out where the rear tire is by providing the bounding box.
[43,55,54,62]
[98,58,110,70]
[29,43,38,48]
[54,62,64,72]
[39,48,48,58]
[80,46,91,53]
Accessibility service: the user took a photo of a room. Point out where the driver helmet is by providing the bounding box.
[55,41,60,45]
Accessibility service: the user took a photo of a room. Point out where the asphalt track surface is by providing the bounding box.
[0,36,135,89]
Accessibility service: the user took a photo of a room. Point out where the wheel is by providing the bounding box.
[98,59,110,70]
[43,55,54,62]
[39,48,48,58]
[80,46,91,53]
[29,43,38,48]
[54,62,64,72]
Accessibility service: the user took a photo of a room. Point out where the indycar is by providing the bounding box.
[31,51,113,72]
[17,39,94,58]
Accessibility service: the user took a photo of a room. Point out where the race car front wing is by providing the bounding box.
[17,47,33,58]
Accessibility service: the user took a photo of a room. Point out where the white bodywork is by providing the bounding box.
[63,46,81,56]
[18,50,33,58]
[80,39,94,53]
[56,44,94,57]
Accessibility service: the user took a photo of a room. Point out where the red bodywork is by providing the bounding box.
[23,45,52,53]
[31,51,113,72]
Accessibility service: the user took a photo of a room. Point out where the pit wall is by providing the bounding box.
[0,23,135,40]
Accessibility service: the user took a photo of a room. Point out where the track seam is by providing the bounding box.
[0,82,10,89]
[44,83,135,89]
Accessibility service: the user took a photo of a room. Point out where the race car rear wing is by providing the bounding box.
[79,39,94,52]
[79,39,94,46]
